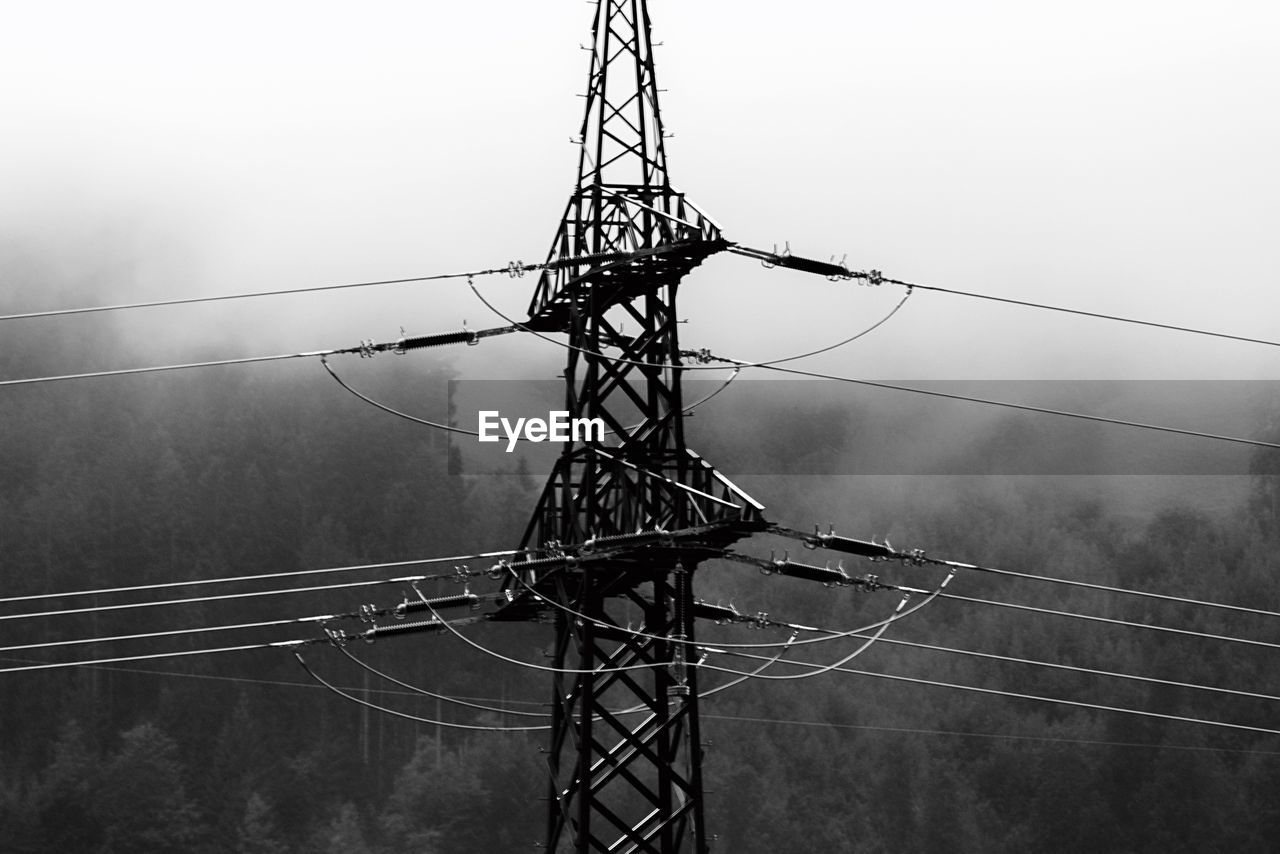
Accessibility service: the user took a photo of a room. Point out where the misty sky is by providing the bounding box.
[2,1,1278,388]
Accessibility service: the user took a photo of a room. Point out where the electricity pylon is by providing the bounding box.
[494,1,765,851]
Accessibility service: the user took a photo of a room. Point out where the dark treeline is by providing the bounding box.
[2,261,1280,851]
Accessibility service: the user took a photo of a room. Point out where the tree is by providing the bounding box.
[94,722,202,853]
[30,719,103,852]
[235,792,289,854]
[311,801,373,854]
[378,735,488,854]
[1249,389,1280,529]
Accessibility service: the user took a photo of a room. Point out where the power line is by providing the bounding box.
[763,617,1280,705]
[0,264,538,325]
[727,547,1280,659]
[294,650,551,732]
[731,244,1280,350]
[467,276,911,373]
[0,549,521,607]
[0,246,686,326]
[468,278,1280,453]
[321,356,481,436]
[707,650,1280,738]
[742,361,1280,452]
[0,615,335,655]
[323,353,742,440]
[1,589,486,655]
[709,564,1280,700]
[0,573,453,625]
[332,633,790,718]
[701,713,1280,757]
[500,560,951,651]
[333,643,550,719]
[937,591,1280,652]
[0,640,310,674]
[0,350,337,388]
[924,557,1280,620]
[700,595,907,681]
[414,591,710,678]
[782,525,1280,620]
[13,654,1275,757]
[887,278,1280,350]
[0,322,517,390]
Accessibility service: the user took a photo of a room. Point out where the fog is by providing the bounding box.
[3,1,1277,381]
[3,9,1280,847]
[3,0,1279,489]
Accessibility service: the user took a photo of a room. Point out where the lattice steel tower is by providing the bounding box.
[493,1,765,851]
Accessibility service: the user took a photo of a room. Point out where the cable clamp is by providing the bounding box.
[761,241,787,269]
[323,627,351,648]
[452,565,471,584]
[903,548,927,566]
[358,339,376,359]
[749,611,771,630]
[857,269,884,286]
[506,260,527,278]
[758,551,777,576]
[823,560,847,588]
[358,603,378,623]
[827,253,850,282]
[805,523,836,550]
[460,319,479,346]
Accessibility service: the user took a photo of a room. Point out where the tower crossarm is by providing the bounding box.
[526,190,725,331]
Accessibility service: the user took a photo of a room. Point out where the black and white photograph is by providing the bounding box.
[2,2,1278,851]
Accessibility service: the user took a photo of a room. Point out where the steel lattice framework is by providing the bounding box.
[493,1,766,851]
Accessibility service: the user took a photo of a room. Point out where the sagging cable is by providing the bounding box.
[499,563,951,651]
[292,650,550,732]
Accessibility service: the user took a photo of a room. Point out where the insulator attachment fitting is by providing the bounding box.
[580,527,670,555]
[394,592,480,619]
[395,329,475,353]
[693,601,741,625]
[324,627,351,647]
[805,526,898,561]
[902,549,928,566]
[363,618,447,641]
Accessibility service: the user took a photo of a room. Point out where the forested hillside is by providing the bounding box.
[3,248,1280,852]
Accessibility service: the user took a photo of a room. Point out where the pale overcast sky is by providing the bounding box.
[2,1,1277,383]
